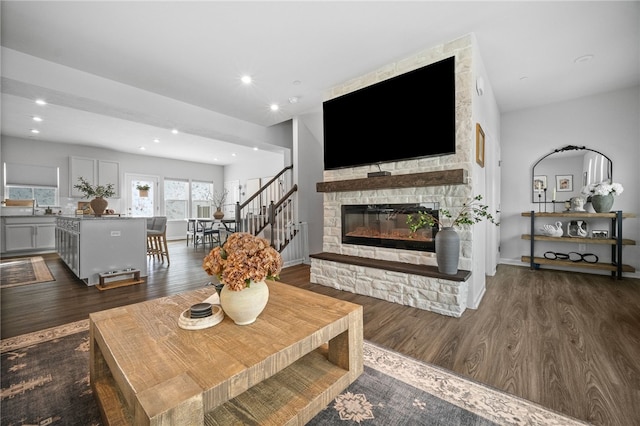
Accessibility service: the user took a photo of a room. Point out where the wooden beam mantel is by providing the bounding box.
[316,169,466,193]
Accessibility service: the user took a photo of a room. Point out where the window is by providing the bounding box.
[192,181,213,218]
[6,186,58,207]
[164,179,189,220]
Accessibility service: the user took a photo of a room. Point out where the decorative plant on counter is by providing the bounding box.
[73,177,116,199]
[406,195,499,233]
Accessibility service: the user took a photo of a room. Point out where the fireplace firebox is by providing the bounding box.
[341,203,439,252]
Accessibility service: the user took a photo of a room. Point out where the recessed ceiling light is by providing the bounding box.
[270,104,279,111]
[241,75,252,84]
[35,99,47,105]
[139,146,146,151]
[231,153,237,157]
[171,128,178,134]
[32,116,43,122]
[574,54,594,63]
[30,129,40,134]
[253,147,258,151]
[288,96,299,104]
[153,138,160,143]
[519,76,529,81]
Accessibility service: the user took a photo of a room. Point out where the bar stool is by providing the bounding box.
[147,216,170,265]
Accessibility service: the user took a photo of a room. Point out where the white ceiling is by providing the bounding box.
[1,1,639,165]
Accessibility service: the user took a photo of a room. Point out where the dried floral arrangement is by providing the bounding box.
[203,232,283,291]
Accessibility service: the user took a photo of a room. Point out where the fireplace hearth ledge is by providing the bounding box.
[309,252,471,282]
[310,252,471,317]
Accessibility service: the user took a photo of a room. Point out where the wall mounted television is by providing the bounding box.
[322,56,455,170]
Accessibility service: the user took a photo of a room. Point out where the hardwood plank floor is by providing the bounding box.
[2,241,639,425]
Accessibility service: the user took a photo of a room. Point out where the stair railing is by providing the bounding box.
[235,165,299,252]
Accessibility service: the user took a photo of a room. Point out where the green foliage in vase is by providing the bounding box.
[136,184,150,191]
[73,177,116,199]
[406,195,499,232]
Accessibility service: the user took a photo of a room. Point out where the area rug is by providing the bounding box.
[0,321,587,426]
[0,256,55,288]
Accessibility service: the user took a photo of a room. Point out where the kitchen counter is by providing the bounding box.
[56,217,147,285]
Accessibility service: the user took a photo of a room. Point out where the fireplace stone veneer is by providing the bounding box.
[311,171,473,318]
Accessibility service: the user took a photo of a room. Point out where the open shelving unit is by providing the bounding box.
[521,211,636,279]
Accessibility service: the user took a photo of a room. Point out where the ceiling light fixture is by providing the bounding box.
[288,96,299,104]
[270,104,279,111]
[241,75,252,84]
[35,99,47,105]
[574,54,594,63]
[30,129,40,134]
[153,138,160,143]
[253,147,258,151]
[32,116,43,122]
[171,129,178,135]
[231,153,237,157]
[139,146,146,151]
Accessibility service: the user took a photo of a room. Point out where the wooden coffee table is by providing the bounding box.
[89,280,363,425]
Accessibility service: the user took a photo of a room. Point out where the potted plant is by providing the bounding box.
[406,195,499,274]
[211,189,228,220]
[581,181,624,213]
[136,184,151,197]
[73,177,116,216]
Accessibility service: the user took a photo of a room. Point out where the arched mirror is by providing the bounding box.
[531,145,612,203]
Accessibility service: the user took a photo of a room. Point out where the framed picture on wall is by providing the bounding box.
[475,123,485,167]
[533,175,547,192]
[555,174,573,192]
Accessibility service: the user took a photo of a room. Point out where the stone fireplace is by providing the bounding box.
[310,170,473,318]
[310,34,481,318]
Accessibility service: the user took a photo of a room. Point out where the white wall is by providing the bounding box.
[0,136,284,239]
[293,111,325,257]
[500,85,640,278]
[470,34,502,308]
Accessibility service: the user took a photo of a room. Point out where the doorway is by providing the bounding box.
[125,174,159,217]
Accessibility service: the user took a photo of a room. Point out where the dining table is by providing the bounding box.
[187,218,236,248]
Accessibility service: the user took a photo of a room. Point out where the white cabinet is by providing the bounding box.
[70,157,120,198]
[2,216,57,253]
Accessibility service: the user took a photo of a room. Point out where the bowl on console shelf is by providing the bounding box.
[540,221,563,237]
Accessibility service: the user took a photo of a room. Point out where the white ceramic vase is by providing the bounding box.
[219,280,269,325]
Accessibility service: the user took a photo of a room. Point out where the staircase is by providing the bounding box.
[234,166,307,266]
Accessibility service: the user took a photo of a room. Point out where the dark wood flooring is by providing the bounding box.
[2,241,639,425]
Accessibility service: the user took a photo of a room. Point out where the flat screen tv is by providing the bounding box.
[323,56,455,170]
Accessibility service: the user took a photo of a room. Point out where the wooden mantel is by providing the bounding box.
[316,169,466,193]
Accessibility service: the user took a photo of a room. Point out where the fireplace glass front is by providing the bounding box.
[341,203,439,252]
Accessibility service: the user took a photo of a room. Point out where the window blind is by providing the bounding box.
[4,163,59,187]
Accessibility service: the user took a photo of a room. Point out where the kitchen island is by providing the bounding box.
[56,216,147,286]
